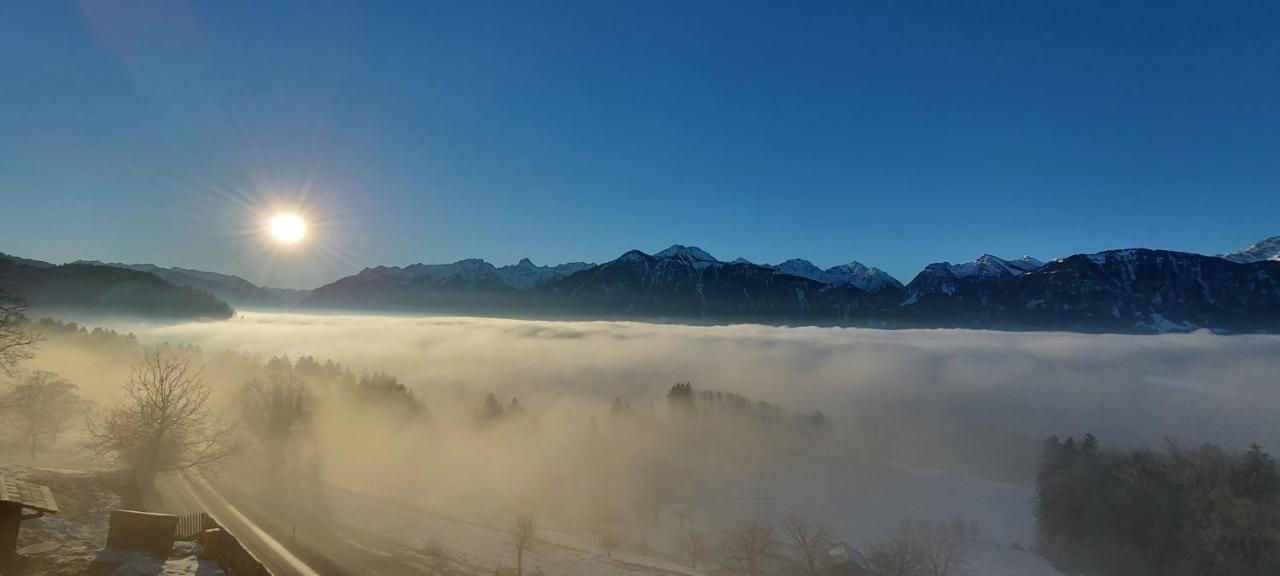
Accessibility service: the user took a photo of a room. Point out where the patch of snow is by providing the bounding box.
[1222,235,1280,263]
[496,259,594,290]
[402,259,501,284]
[653,244,720,269]
[770,259,828,282]
[1144,313,1195,334]
[950,254,1044,279]
[767,258,903,292]
[825,261,904,292]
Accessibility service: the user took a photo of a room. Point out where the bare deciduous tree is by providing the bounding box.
[722,518,778,576]
[632,459,684,524]
[1,370,83,460]
[919,521,967,576]
[599,531,620,559]
[867,535,925,576]
[512,514,536,576]
[867,520,968,576]
[0,289,37,376]
[85,347,241,490]
[242,370,311,444]
[780,512,835,573]
[679,527,706,569]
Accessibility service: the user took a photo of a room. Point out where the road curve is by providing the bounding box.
[156,470,474,575]
[164,471,328,576]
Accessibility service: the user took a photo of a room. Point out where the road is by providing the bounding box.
[155,471,482,576]
[154,470,698,576]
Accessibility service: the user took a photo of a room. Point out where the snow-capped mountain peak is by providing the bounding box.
[825,261,904,292]
[950,254,1044,278]
[654,245,720,268]
[1222,235,1280,264]
[497,259,594,290]
[401,259,501,283]
[765,258,902,292]
[770,259,826,282]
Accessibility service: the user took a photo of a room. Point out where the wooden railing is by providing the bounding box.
[174,512,208,540]
[197,514,272,576]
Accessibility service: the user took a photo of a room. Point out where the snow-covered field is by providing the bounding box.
[212,466,1058,576]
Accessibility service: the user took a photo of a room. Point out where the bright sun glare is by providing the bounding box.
[267,212,307,245]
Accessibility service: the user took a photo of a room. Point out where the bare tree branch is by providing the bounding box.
[722,518,778,576]
[781,512,835,573]
[84,346,242,490]
[0,288,39,376]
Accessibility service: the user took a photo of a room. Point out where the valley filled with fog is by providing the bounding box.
[14,311,1280,575]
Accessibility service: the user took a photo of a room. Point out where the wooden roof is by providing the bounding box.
[0,475,58,514]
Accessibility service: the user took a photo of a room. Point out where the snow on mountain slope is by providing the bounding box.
[397,259,504,284]
[770,259,828,282]
[653,244,720,268]
[1222,235,1280,263]
[824,261,904,292]
[764,259,903,292]
[351,258,594,291]
[495,258,594,290]
[949,254,1044,278]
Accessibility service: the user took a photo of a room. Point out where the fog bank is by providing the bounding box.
[107,312,1280,462]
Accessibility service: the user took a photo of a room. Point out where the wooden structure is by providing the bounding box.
[106,510,179,554]
[0,474,59,569]
[200,514,272,576]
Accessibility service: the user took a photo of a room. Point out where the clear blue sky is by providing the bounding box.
[1,1,1276,288]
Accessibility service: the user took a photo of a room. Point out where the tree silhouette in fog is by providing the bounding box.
[0,288,37,376]
[512,514,536,576]
[722,518,778,576]
[86,347,241,490]
[780,512,835,574]
[1,369,83,460]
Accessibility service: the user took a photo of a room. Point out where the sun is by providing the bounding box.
[267,212,307,245]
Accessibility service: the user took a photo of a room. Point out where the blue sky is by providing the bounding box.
[1,1,1277,288]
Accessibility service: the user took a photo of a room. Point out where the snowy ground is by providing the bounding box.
[207,463,1060,576]
[1,461,223,576]
[209,469,701,576]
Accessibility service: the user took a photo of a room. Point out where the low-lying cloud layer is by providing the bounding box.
[104,312,1280,457]
[19,311,1280,561]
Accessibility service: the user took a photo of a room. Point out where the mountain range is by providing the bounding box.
[0,254,233,319]
[301,237,1280,334]
[3,235,1278,333]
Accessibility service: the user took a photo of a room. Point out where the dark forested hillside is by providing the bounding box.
[1036,435,1280,576]
[0,255,233,319]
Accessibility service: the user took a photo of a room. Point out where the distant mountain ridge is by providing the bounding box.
[72,261,308,307]
[300,236,1280,334]
[0,254,233,319]
[5,235,1277,334]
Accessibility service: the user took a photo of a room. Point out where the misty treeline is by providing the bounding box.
[558,382,971,576]
[1036,434,1280,576]
[0,296,88,461]
[0,315,425,490]
[4,304,975,575]
[582,382,831,526]
[607,507,970,576]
